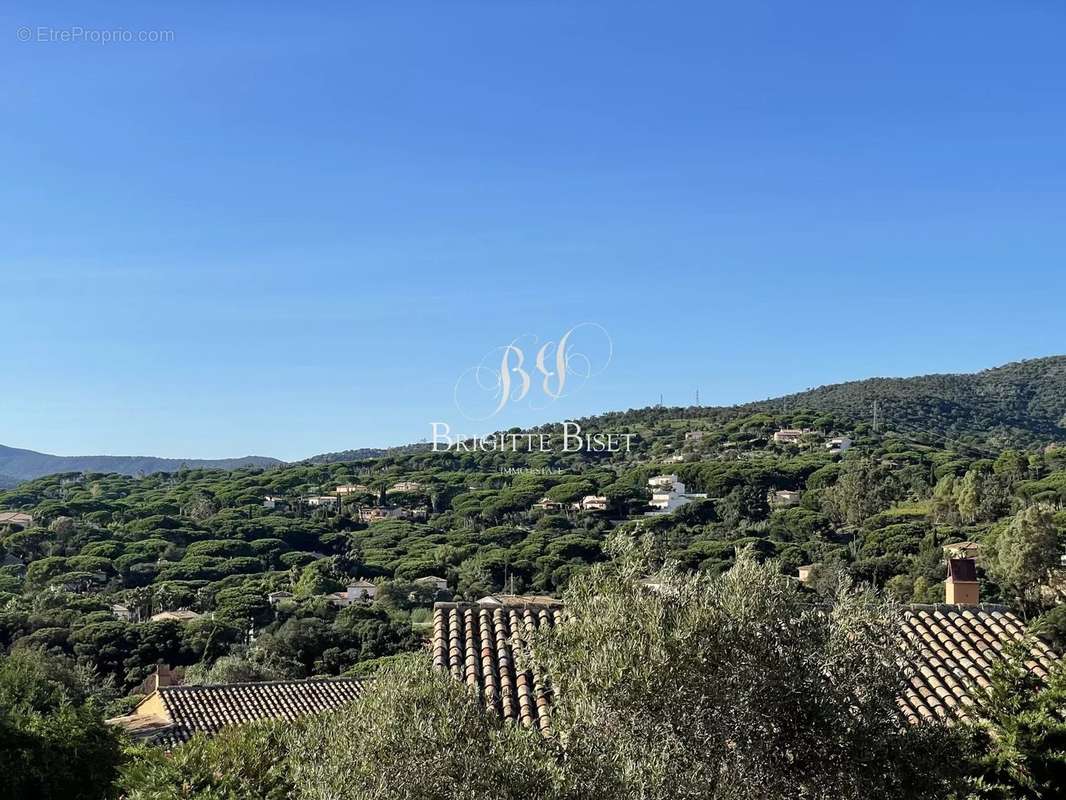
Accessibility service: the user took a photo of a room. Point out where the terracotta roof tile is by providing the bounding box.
[898,604,1058,723]
[111,677,365,747]
[434,600,1059,729]
[433,601,560,733]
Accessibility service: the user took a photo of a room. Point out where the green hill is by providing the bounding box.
[744,355,1066,450]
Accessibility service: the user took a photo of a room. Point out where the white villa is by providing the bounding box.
[646,475,707,515]
[304,495,340,509]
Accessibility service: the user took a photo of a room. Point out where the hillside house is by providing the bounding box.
[356,506,427,523]
[389,481,423,493]
[684,431,705,442]
[773,429,808,445]
[769,489,802,508]
[414,575,449,592]
[943,541,980,561]
[578,495,609,512]
[826,436,853,454]
[646,475,707,515]
[0,511,34,530]
[267,590,294,605]
[357,506,392,523]
[335,483,369,495]
[533,497,567,512]
[796,564,817,583]
[304,495,339,509]
[149,610,203,624]
[112,604,133,622]
[262,495,288,511]
[328,581,377,607]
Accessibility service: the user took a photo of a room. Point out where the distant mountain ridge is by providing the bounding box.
[0,445,283,484]
[4,356,1063,483]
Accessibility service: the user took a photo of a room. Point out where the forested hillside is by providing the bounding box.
[1,376,1064,707]
[745,355,1066,449]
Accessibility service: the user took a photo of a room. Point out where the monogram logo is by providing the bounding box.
[453,323,613,421]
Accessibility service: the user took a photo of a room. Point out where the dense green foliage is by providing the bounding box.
[0,368,1064,798]
[966,643,1066,799]
[0,649,124,800]
[1,396,1064,693]
[119,547,982,800]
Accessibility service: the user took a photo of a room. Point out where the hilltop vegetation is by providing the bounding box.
[745,355,1066,450]
[577,355,1066,456]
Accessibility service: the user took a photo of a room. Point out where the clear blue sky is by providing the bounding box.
[2,1,1064,461]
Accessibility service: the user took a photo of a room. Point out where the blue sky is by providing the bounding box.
[1,1,1064,460]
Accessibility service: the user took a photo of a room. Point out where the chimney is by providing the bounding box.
[140,663,181,694]
[945,557,979,605]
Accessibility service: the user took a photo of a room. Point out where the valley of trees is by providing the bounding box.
[1,372,1064,798]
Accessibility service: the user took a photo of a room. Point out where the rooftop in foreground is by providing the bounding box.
[108,677,366,747]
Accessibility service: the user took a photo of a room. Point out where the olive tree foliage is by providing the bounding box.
[119,719,299,800]
[528,538,973,800]
[288,656,562,800]
[121,539,980,800]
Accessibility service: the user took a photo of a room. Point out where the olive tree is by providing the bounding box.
[289,656,561,800]
[530,538,973,800]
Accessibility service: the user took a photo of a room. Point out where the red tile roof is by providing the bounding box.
[898,604,1058,723]
[432,601,559,734]
[432,600,1060,729]
[110,677,365,747]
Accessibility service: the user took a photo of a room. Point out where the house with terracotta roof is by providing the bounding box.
[432,557,1059,731]
[108,676,366,747]
[773,429,809,444]
[0,511,34,529]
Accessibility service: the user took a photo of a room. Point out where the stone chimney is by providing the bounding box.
[945,557,979,605]
[138,663,182,695]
